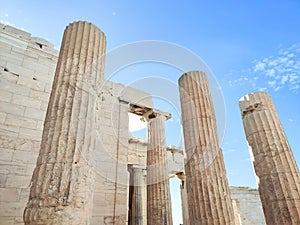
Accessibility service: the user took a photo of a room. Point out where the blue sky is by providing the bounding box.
[1,1,300,224]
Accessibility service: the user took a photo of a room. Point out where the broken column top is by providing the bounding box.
[239,91,276,118]
[178,70,206,82]
[66,20,106,35]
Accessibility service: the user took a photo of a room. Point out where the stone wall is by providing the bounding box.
[230,187,266,225]
[0,23,58,225]
[92,81,152,224]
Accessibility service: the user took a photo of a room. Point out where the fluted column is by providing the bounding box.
[129,165,145,225]
[178,71,235,224]
[177,172,189,225]
[146,114,173,225]
[239,92,300,225]
[23,21,106,224]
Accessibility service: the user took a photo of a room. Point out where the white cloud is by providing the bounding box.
[258,87,267,91]
[226,43,300,92]
[280,75,289,85]
[254,62,265,72]
[268,80,276,87]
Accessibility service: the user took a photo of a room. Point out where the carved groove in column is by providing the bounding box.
[179,71,235,224]
[129,166,144,225]
[147,116,173,225]
[24,21,106,225]
[177,172,189,225]
[239,92,300,225]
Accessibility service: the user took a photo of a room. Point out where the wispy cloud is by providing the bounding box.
[227,43,300,92]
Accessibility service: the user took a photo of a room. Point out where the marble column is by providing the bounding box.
[129,165,145,225]
[23,21,106,224]
[177,172,189,225]
[239,91,300,225]
[178,71,235,224]
[146,113,173,225]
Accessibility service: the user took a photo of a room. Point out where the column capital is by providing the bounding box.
[142,108,171,122]
[128,164,145,171]
[176,172,185,181]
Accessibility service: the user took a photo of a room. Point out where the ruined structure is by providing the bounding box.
[0,21,289,225]
[239,92,300,225]
[0,22,58,225]
[178,71,235,224]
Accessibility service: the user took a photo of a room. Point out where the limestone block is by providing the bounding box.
[6,175,30,188]
[44,82,53,93]
[25,164,36,176]
[37,55,57,67]
[11,46,26,56]
[12,150,38,164]
[0,76,31,97]
[0,135,16,149]
[0,174,6,187]
[1,24,31,40]
[12,94,41,109]
[0,33,28,50]
[16,76,33,88]
[0,112,7,124]
[18,127,42,141]
[0,51,24,66]
[117,85,153,109]
[36,120,44,131]
[28,89,50,102]
[0,202,25,218]
[0,124,19,138]
[4,114,37,129]
[24,107,46,121]
[0,90,13,103]
[0,187,19,202]
[5,62,33,78]
[30,37,54,49]
[0,41,12,54]
[0,148,13,162]
[18,188,30,202]
[0,217,15,225]
[0,101,25,116]
[14,138,40,152]
[40,100,49,111]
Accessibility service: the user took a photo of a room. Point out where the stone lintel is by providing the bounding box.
[128,137,148,145]
[167,146,183,155]
[119,97,171,120]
